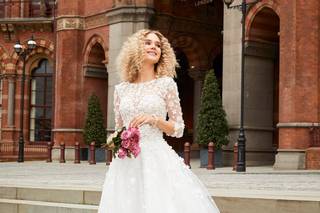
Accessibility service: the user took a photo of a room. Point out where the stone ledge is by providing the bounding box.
[214,196,320,213]
[306,147,320,170]
[0,198,97,213]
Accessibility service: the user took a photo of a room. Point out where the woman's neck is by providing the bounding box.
[135,64,156,83]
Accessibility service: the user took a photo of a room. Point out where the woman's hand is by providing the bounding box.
[129,114,156,128]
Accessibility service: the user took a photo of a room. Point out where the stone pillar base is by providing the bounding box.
[274,149,305,170]
[305,147,320,170]
[223,150,275,166]
[52,147,76,162]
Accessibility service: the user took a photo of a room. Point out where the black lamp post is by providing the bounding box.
[14,36,36,163]
[223,0,260,172]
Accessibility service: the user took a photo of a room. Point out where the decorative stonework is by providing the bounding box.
[0,73,17,81]
[85,13,108,29]
[106,7,155,25]
[56,17,85,31]
[56,12,109,31]
[0,24,15,42]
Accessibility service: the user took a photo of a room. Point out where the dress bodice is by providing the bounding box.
[114,77,185,140]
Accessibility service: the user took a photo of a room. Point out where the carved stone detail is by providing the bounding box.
[85,13,108,29]
[106,7,155,25]
[56,17,85,31]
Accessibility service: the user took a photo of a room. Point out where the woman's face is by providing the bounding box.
[143,33,161,65]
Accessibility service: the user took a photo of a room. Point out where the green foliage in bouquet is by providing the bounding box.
[83,94,107,147]
[106,127,125,158]
[196,69,229,149]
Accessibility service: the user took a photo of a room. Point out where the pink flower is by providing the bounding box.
[132,146,141,158]
[118,148,127,159]
[118,127,141,159]
[121,139,130,149]
[121,130,130,140]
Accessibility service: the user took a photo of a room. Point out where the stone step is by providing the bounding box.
[0,198,97,213]
[214,196,320,213]
[1,186,319,213]
[0,186,100,205]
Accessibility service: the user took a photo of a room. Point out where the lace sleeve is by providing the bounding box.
[165,78,185,138]
[114,86,123,130]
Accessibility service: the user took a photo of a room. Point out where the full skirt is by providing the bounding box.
[98,136,220,213]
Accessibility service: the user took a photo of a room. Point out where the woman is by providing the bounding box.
[98,29,220,213]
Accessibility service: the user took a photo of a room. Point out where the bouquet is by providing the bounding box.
[105,127,141,159]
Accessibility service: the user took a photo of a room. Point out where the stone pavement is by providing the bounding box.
[0,160,319,202]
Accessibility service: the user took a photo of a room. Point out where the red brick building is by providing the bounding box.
[0,0,318,169]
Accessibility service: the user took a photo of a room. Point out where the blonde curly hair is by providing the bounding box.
[116,29,178,82]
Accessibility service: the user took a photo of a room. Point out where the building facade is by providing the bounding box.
[0,0,318,169]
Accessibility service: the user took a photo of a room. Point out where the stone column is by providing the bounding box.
[1,71,17,143]
[223,5,278,166]
[106,2,155,132]
[7,77,15,127]
[222,5,243,166]
[188,69,206,156]
[188,69,206,142]
[52,0,85,160]
[274,0,320,169]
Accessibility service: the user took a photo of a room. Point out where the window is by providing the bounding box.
[0,0,5,18]
[30,0,54,17]
[29,59,53,142]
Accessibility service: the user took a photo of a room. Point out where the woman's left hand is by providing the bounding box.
[129,114,154,128]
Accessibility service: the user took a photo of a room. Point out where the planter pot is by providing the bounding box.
[80,148,88,161]
[88,148,106,162]
[200,147,223,168]
[177,151,184,158]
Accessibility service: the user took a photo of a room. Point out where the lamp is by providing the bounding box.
[223,0,234,8]
[14,36,37,162]
[223,0,260,172]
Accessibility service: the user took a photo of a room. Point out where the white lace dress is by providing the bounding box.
[98,77,220,213]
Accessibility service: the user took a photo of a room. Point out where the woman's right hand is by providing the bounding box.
[129,114,156,128]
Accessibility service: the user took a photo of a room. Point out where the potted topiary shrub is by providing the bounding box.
[196,69,229,167]
[83,94,107,162]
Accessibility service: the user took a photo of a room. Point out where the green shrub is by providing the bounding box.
[83,94,106,147]
[196,69,229,149]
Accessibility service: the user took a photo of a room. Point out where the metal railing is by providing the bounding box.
[0,0,56,19]
[0,142,47,159]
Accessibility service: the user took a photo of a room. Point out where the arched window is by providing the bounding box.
[29,59,53,142]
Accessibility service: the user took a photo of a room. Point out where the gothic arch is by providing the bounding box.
[12,38,54,75]
[83,34,108,65]
[245,0,280,40]
[170,34,208,71]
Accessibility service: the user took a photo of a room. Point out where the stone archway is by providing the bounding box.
[167,35,209,155]
[165,48,195,155]
[244,7,280,165]
[82,37,108,130]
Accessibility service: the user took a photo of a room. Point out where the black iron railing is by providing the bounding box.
[0,0,56,19]
[0,142,47,159]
